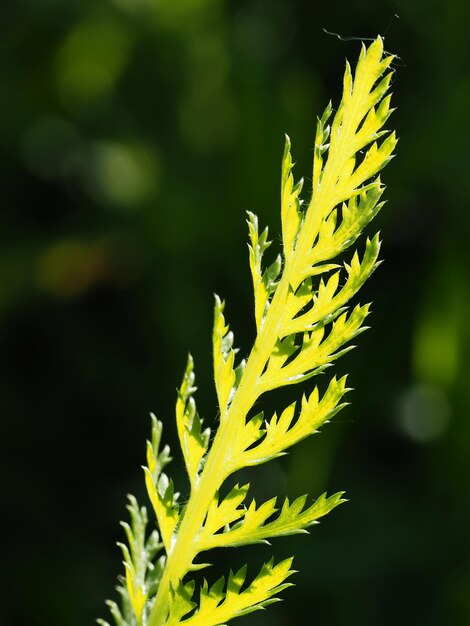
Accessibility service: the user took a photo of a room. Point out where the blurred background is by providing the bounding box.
[1,0,469,625]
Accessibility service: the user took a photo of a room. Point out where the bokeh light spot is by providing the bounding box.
[55,21,132,108]
[397,384,451,444]
[86,141,159,209]
[413,313,459,389]
[36,239,110,297]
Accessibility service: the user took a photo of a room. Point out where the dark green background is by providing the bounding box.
[1,1,469,625]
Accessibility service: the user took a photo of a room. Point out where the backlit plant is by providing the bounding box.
[99,36,396,626]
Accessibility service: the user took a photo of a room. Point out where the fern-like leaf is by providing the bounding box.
[165,559,295,626]
[100,36,396,626]
[143,416,180,552]
[176,355,210,486]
